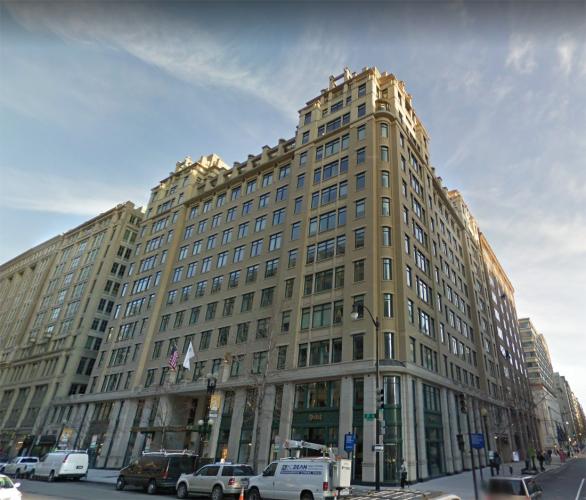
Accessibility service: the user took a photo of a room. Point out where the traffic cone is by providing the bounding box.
[239,487,245,500]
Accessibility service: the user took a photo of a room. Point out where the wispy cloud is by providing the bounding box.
[0,167,146,216]
[506,34,537,74]
[5,2,346,119]
[557,36,577,76]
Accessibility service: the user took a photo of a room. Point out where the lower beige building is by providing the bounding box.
[0,202,142,456]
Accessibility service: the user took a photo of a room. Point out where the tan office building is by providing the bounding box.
[518,318,563,449]
[4,67,538,484]
[0,202,142,455]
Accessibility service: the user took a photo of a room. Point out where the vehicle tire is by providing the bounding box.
[300,491,314,500]
[15,469,20,479]
[116,476,126,491]
[147,479,157,495]
[48,470,56,482]
[177,482,189,499]
[211,485,224,500]
[248,488,261,500]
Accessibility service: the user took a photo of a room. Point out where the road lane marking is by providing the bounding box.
[575,478,584,500]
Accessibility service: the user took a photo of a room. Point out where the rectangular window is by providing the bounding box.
[353,334,364,360]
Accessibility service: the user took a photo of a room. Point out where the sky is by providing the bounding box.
[1,1,585,405]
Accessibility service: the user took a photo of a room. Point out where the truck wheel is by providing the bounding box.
[248,488,261,500]
[14,469,20,479]
[48,470,56,482]
[301,492,314,500]
[147,479,157,495]
[116,476,126,491]
[211,485,224,500]
[177,482,189,499]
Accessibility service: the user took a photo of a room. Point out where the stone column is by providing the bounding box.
[338,377,353,453]
[97,399,125,468]
[415,378,428,480]
[277,383,295,459]
[106,399,137,468]
[448,391,463,472]
[440,387,454,474]
[361,374,376,483]
[227,389,246,460]
[207,390,224,460]
[255,385,276,471]
[460,398,472,469]
[402,375,417,481]
[473,402,486,467]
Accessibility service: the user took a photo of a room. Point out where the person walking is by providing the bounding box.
[537,450,545,471]
[400,459,408,488]
[494,451,502,475]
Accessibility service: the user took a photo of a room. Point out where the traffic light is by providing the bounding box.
[378,388,385,410]
[458,393,467,414]
[377,418,386,437]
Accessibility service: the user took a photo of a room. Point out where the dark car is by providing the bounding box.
[116,451,205,495]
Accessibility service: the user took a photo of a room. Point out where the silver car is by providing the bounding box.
[484,476,543,499]
[176,463,255,500]
[2,457,39,478]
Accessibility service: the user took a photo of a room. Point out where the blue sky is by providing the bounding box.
[1,1,585,404]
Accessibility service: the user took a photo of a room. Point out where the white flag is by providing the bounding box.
[182,341,196,371]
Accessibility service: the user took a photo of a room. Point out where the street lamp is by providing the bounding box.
[350,303,382,491]
[197,373,218,457]
[480,407,490,472]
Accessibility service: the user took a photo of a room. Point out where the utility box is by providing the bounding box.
[332,459,352,488]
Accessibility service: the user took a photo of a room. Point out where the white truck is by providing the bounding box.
[247,440,351,500]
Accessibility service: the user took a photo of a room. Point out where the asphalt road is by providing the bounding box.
[16,478,172,499]
[536,457,586,500]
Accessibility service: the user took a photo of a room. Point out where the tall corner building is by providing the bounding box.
[518,318,563,449]
[0,202,142,455]
[2,67,539,484]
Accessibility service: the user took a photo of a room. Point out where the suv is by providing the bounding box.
[484,476,543,499]
[2,457,39,478]
[116,451,202,495]
[176,463,255,500]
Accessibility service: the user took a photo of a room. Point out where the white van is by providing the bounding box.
[247,458,351,500]
[33,450,89,482]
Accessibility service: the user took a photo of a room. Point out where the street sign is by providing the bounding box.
[373,444,384,452]
[344,433,356,453]
[470,432,485,449]
[364,413,376,420]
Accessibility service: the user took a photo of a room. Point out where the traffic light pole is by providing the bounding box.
[460,394,479,500]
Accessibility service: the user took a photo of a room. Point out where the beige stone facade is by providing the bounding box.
[1,67,540,483]
[0,202,142,455]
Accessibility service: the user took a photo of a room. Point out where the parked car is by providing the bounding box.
[33,450,88,482]
[116,451,200,495]
[176,463,255,499]
[483,476,543,499]
[247,458,352,500]
[0,474,22,500]
[2,457,39,478]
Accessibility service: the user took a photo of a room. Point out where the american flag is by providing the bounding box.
[168,343,179,371]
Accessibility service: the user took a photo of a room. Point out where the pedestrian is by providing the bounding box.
[400,459,408,489]
[546,449,552,465]
[489,452,496,477]
[494,451,502,475]
[537,451,545,471]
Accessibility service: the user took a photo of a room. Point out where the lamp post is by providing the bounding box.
[351,303,381,491]
[197,373,218,457]
[480,407,490,473]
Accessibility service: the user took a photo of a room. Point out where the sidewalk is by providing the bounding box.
[85,468,118,485]
[352,455,567,500]
[395,456,565,500]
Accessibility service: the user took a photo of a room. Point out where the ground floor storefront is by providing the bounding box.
[36,371,530,485]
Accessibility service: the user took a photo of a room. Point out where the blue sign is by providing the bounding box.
[470,433,485,449]
[344,433,356,453]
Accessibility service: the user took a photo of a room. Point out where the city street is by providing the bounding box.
[536,457,586,500]
[16,478,167,499]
